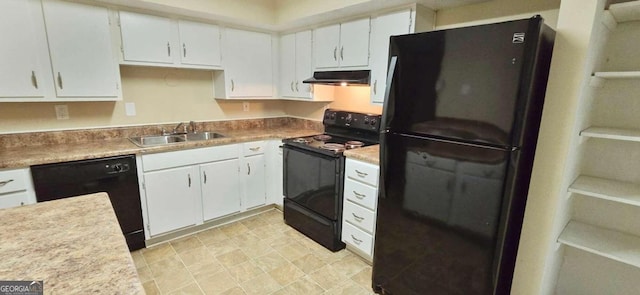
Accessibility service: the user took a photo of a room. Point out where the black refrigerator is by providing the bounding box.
[373,16,555,295]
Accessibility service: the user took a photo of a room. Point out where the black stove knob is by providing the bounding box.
[364,117,370,124]
[345,114,353,123]
[330,113,336,119]
[370,118,377,125]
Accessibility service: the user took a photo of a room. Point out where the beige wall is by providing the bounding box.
[0,66,285,134]
[283,85,382,121]
[275,0,369,25]
[436,0,560,27]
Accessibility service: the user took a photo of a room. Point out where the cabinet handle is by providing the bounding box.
[249,147,261,152]
[333,46,337,61]
[188,174,191,187]
[183,43,186,57]
[351,234,362,245]
[0,179,14,187]
[57,72,63,89]
[373,80,377,95]
[352,213,364,222]
[203,171,207,184]
[340,46,344,60]
[247,163,251,175]
[353,191,365,199]
[290,81,294,91]
[231,79,235,91]
[355,170,368,177]
[295,81,299,92]
[31,71,38,89]
[167,42,171,56]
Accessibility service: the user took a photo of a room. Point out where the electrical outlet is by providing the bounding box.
[243,102,250,112]
[54,105,69,120]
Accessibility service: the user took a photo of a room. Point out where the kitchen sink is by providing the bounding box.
[185,132,226,141]
[128,132,225,147]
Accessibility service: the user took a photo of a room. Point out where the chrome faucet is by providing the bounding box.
[171,122,187,134]
[189,121,197,133]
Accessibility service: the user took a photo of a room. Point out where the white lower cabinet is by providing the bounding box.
[201,159,241,221]
[342,158,379,261]
[141,144,241,237]
[242,141,267,209]
[0,168,35,210]
[144,165,200,236]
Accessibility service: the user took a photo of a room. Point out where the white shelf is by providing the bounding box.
[609,1,640,23]
[593,71,640,79]
[569,175,640,207]
[558,221,640,269]
[580,126,640,142]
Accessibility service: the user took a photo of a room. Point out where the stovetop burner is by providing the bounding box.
[320,143,346,152]
[314,134,332,141]
[292,138,311,144]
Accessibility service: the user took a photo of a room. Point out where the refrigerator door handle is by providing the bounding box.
[380,56,397,134]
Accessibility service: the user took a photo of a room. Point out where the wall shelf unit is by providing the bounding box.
[554,0,640,292]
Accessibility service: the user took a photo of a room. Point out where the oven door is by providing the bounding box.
[283,145,344,221]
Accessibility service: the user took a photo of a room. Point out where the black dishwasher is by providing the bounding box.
[31,155,145,251]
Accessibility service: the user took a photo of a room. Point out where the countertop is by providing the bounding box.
[344,144,380,165]
[0,127,319,169]
[0,192,144,294]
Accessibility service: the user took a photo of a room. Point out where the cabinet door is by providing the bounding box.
[0,0,50,99]
[201,159,241,221]
[313,24,340,69]
[42,0,119,98]
[339,18,370,68]
[224,28,273,97]
[120,11,176,64]
[244,154,266,209]
[370,10,412,104]
[295,30,313,98]
[144,166,200,236]
[178,20,221,67]
[279,33,297,98]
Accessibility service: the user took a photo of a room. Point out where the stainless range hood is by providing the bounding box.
[302,70,370,86]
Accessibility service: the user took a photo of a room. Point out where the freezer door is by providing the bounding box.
[384,17,545,147]
[373,133,511,295]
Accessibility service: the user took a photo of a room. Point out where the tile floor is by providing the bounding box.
[131,209,376,295]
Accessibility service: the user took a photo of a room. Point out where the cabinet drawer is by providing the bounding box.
[344,179,378,210]
[343,200,376,234]
[0,191,30,210]
[0,168,30,195]
[342,221,373,256]
[243,141,266,156]
[346,159,379,187]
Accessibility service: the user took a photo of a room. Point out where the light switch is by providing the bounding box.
[125,102,136,116]
[243,102,250,112]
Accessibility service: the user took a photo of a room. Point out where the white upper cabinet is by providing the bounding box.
[119,11,222,69]
[178,20,222,67]
[0,0,121,102]
[214,28,273,99]
[314,18,371,69]
[279,30,320,100]
[0,0,51,100]
[119,12,176,64]
[370,10,413,104]
[370,7,434,104]
[42,0,120,98]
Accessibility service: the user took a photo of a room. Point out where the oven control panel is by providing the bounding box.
[323,109,381,131]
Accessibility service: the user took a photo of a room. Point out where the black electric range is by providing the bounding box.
[282,109,381,251]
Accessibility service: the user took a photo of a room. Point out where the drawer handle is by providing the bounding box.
[352,213,364,222]
[249,147,261,152]
[0,179,14,187]
[355,170,368,177]
[353,191,365,199]
[351,234,362,245]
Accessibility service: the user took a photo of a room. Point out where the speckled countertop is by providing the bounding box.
[344,144,380,165]
[0,192,144,294]
[0,127,318,169]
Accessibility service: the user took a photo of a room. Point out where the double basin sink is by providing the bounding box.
[129,132,225,147]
